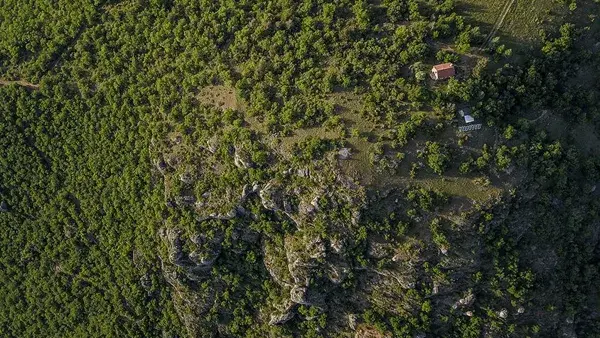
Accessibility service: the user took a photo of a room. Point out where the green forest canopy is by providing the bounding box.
[0,0,599,337]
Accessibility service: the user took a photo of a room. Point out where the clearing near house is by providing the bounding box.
[457,0,566,50]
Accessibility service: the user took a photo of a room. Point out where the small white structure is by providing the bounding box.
[458,108,481,132]
[459,124,482,132]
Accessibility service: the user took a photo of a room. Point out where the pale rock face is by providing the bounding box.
[259,183,280,211]
[290,286,309,305]
[307,238,326,260]
[338,148,351,160]
[166,155,181,169]
[348,314,357,330]
[368,241,392,259]
[269,310,295,325]
[175,195,196,206]
[498,309,508,319]
[456,291,475,308]
[517,306,525,314]
[157,139,368,329]
[179,172,194,184]
[297,168,310,177]
[440,245,449,255]
[206,137,218,153]
[233,146,253,169]
[330,238,344,254]
[310,195,320,211]
[326,264,348,284]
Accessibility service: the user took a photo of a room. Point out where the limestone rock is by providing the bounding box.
[175,195,196,206]
[348,313,358,330]
[440,245,449,255]
[179,171,194,184]
[455,291,475,308]
[269,301,296,326]
[290,286,309,305]
[368,241,392,259]
[338,147,352,160]
[234,146,253,169]
[206,137,218,153]
[326,263,349,284]
[259,182,281,211]
[269,311,295,325]
[498,309,508,319]
[297,168,310,178]
[329,238,345,254]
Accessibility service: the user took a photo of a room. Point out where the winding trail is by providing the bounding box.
[529,110,549,123]
[0,79,39,90]
[480,0,516,49]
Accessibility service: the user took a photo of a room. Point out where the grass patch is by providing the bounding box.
[457,0,565,49]
[411,177,501,202]
[194,87,502,203]
[197,85,243,111]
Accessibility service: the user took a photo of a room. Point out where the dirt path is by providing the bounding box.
[0,79,40,90]
[529,110,549,123]
[480,0,516,49]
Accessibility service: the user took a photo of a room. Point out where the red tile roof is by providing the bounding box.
[432,63,456,79]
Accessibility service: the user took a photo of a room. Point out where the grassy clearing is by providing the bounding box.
[197,85,242,111]
[0,79,39,90]
[412,177,501,202]
[194,85,502,202]
[457,0,565,48]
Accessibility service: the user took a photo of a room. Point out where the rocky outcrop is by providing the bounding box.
[175,195,195,206]
[370,268,417,289]
[368,240,393,259]
[179,171,195,184]
[234,146,253,169]
[155,134,371,330]
[498,308,508,319]
[160,228,223,279]
[269,301,296,325]
[205,137,218,153]
[258,180,285,212]
[192,183,260,222]
[453,290,475,309]
[338,148,351,160]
